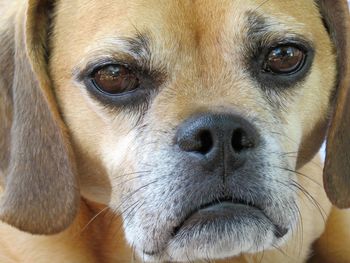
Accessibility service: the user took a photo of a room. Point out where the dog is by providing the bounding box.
[0,0,350,262]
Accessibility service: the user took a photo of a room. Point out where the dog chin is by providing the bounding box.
[140,203,289,262]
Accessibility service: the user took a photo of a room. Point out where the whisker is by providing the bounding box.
[115,173,153,187]
[271,244,290,258]
[290,180,327,223]
[279,153,324,170]
[258,248,265,263]
[292,201,304,258]
[113,200,144,238]
[270,131,302,147]
[112,170,151,180]
[114,179,160,214]
[131,242,137,263]
[274,166,322,187]
[254,0,271,11]
[81,206,109,233]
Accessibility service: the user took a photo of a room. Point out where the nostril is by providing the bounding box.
[176,129,214,155]
[231,128,254,153]
[196,130,214,155]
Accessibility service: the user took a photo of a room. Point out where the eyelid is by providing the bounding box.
[73,56,148,83]
[74,57,167,93]
[90,62,133,79]
[74,59,112,82]
[263,39,312,54]
[254,31,314,48]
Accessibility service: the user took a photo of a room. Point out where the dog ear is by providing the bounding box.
[0,0,80,234]
[319,0,350,208]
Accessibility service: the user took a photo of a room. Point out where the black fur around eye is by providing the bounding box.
[82,62,154,108]
[249,40,314,91]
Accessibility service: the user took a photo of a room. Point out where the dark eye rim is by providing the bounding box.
[80,61,157,108]
[262,44,308,76]
[249,39,315,91]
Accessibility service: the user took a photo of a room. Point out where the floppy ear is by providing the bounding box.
[319,0,350,208]
[0,0,80,234]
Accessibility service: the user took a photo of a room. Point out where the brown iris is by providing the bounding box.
[92,65,140,95]
[264,46,305,74]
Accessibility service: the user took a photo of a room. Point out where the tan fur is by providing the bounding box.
[0,0,79,234]
[0,156,344,262]
[0,0,349,262]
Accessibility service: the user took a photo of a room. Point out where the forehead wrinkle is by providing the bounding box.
[246,10,311,43]
[74,32,152,72]
[71,33,170,84]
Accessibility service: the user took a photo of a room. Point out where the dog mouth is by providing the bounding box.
[144,198,288,258]
[171,197,288,239]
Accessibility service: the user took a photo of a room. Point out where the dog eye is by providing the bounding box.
[263,46,306,74]
[91,65,140,95]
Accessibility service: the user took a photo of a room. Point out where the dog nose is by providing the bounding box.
[175,113,260,170]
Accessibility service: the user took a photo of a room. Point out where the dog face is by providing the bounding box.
[0,0,349,262]
[50,0,335,260]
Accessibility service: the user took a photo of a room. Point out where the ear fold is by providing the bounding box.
[319,0,350,208]
[0,0,79,234]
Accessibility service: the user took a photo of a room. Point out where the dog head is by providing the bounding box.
[0,0,349,261]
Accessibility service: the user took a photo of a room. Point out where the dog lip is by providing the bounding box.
[142,250,159,256]
[143,199,254,258]
[171,198,287,239]
[171,198,257,237]
[142,199,289,258]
